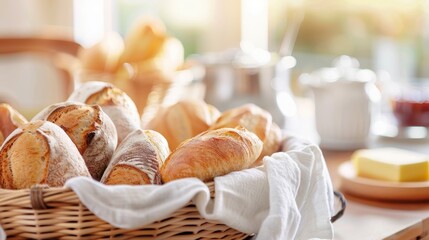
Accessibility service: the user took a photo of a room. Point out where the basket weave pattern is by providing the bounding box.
[0,182,250,239]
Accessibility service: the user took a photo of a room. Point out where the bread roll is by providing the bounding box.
[0,120,90,189]
[209,104,282,166]
[161,127,263,183]
[0,104,28,146]
[32,102,117,180]
[101,129,169,185]
[78,32,124,73]
[67,81,140,144]
[143,100,220,151]
[120,16,167,64]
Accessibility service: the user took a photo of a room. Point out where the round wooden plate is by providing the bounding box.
[338,161,429,201]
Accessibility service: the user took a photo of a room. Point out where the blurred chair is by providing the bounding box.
[0,34,82,116]
[0,35,82,105]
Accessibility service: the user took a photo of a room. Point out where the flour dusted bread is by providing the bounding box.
[32,102,117,180]
[161,127,263,183]
[209,104,282,166]
[101,129,169,185]
[67,81,140,144]
[0,120,90,189]
[0,104,28,146]
[143,100,220,150]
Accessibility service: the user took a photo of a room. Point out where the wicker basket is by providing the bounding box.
[0,182,250,240]
[0,182,346,240]
[74,65,205,117]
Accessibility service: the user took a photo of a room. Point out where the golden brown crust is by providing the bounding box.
[0,132,24,188]
[103,164,150,185]
[44,104,98,153]
[77,32,124,73]
[160,127,263,183]
[0,120,90,189]
[209,104,282,165]
[0,103,28,145]
[85,85,132,108]
[210,104,270,140]
[32,102,117,180]
[67,81,140,144]
[253,122,282,166]
[143,100,220,151]
[101,129,169,185]
[120,16,167,64]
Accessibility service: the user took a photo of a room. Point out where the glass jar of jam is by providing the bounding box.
[391,83,429,127]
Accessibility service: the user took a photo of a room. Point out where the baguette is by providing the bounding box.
[209,104,282,166]
[161,127,263,183]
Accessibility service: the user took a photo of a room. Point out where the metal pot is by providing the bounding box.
[193,48,296,126]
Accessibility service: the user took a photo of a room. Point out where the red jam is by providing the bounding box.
[392,98,429,127]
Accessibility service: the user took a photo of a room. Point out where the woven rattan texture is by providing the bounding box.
[0,182,250,239]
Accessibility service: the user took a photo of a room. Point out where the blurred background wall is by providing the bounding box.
[0,0,73,115]
[0,0,428,117]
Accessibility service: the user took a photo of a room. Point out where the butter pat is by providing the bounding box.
[352,148,429,182]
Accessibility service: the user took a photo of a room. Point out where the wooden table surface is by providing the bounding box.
[284,97,429,239]
[323,144,429,240]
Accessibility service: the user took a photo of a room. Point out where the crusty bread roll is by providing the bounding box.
[209,104,282,166]
[67,81,140,144]
[0,103,28,146]
[142,100,220,151]
[32,102,117,180]
[0,120,90,189]
[101,129,169,185]
[161,127,263,183]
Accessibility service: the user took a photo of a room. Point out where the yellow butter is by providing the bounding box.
[352,147,429,182]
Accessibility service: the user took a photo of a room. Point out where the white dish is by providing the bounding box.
[372,119,429,141]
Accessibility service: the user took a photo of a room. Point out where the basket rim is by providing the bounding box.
[0,180,216,210]
[0,180,344,223]
[0,180,251,240]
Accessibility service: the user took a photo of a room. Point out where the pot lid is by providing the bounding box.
[302,55,376,87]
[191,47,274,69]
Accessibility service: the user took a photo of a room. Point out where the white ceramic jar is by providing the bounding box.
[301,56,380,150]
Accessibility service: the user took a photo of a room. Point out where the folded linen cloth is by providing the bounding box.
[0,136,334,240]
[0,225,4,240]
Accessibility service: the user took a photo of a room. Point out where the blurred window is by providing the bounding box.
[110,0,428,83]
[286,0,428,83]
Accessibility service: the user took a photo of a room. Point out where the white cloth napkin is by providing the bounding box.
[0,136,334,240]
[0,226,4,240]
